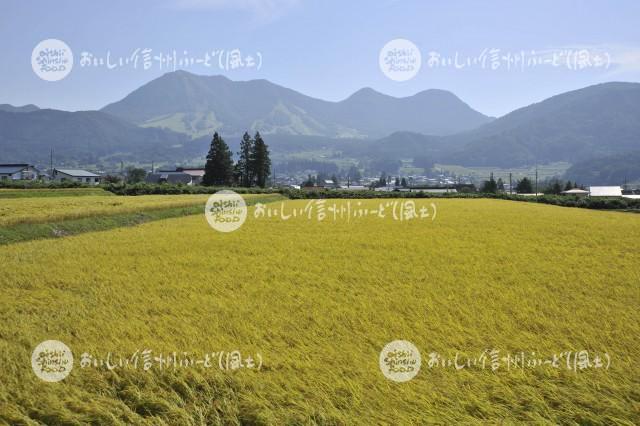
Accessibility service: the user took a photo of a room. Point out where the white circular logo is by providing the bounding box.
[31,340,74,382]
[205,190,247,232]
[31,39,74,82]
[379,340,421,382]
[379,38,421,82]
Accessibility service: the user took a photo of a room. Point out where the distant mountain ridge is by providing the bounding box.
[441,82,640,167]
[0,109,194,165]
[2,79,640,180]
[101,70,493,138]
[0,104,40,113]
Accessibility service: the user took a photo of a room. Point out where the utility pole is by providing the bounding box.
[535,167,539,198]
[49,148,53,178]
[509,172,512,195]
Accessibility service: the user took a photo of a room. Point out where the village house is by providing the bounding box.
[52,169,102,185]
[561,188,590,197]
[176,168,205,185]
[145,171,194,185]
[0,164,41,180]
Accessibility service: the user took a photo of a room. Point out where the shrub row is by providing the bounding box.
[102,183,276,196]
[4,180,638,211]
[282,189,640,210]
[0,180,86,189]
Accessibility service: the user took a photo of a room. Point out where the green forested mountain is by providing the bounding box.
[101,70,493,139]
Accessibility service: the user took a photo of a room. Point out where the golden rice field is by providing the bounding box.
[0,193,268,227]
[1,196,639,424]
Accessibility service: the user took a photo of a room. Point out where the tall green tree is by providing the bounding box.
[347,165,362,183]
[516,177,534,193]
[237,132,254,187]
[250,132,271,188]
[125,166,146,183]
[545,178,563,194]
[481,173,498,193]
[202,132,234,186]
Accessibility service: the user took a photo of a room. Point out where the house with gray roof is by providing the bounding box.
[52,169,102,185]
[0,164,41,181]
[145,171,194,185]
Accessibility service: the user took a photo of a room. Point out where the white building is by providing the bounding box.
[52,169,101,185]
[177,168,205,185]
[589,186,622,197]
[561,188,589,197]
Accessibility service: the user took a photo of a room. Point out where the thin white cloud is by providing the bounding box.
[169,0,299,23]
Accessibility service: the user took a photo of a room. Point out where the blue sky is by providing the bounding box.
[2,0,640,116]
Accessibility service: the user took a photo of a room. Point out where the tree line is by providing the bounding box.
[202,131,271,187]
[481,173,584,194]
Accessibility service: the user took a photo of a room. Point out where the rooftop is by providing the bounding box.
[589,186,622,197]
[55,169,101,177]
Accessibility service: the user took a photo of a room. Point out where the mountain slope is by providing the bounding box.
[443,82,640,167]
[0,104,40,113]
[564,151,640,185]
[101,71,493,138]
[0,109,193,165]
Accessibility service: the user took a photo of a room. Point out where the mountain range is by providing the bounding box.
[1,71,639,184]
[101,70,493,138]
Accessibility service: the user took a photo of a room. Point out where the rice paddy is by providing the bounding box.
[0,195,638,424]
[0,194,271,227]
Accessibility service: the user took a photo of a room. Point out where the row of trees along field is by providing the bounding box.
[481,173,585,194]
[202,131,271,187]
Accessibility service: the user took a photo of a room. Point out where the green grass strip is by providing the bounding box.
[0,188,112,198]
[0,194,285,245]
